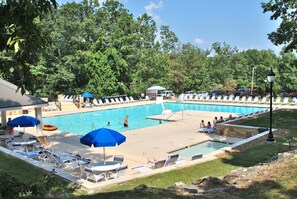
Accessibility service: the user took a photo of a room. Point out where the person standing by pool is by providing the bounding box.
[123,115,128,127]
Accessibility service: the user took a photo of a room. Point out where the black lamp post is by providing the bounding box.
[266,69,275,142]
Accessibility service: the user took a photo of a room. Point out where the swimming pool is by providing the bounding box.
[169,140,231,158]
[43,103,266,135]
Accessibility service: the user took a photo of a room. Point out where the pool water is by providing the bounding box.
[170,141,231,158]
[43,103,266,135]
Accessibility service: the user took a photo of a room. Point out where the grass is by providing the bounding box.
[0,109,296,198]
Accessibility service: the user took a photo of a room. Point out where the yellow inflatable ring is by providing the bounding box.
[42,124,58,131]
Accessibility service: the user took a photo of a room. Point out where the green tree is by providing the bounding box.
[262,0,297,52]
[0,0,57,94]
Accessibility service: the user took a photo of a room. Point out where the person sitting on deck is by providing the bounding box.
[200,120,205,128]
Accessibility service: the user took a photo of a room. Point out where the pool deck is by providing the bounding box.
[4,99,297,190]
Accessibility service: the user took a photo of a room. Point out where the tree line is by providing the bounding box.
[1,0,296,99]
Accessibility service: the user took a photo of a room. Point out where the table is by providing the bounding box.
[11,140,37,152]
[91,161,120,172]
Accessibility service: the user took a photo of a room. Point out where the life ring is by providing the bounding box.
[42,124,58,131]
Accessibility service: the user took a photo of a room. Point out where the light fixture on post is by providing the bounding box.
[266,69,275,142]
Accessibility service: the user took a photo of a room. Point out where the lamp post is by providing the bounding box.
[251,67,256,95]
[266,69,275,142]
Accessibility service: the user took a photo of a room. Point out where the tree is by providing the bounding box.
[0,0,58,94]
[262,0,297,52]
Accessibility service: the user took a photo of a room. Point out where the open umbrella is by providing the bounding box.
[80,128,126,163]
[7,115,40,127]
[7,115,40,134]
[146,86,166,91]
[81,92,93,98]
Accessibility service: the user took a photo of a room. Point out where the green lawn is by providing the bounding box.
[1,109,296,198]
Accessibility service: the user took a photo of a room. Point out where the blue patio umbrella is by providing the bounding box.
[80,128,126,163]
[7,115,40,127]
[81,92,93,98]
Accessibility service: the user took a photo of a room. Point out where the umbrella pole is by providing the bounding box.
[103,147,106,165]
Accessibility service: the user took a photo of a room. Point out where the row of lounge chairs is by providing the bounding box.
[60,95,78,102]
[183,94,297,105]
[90,96,137,107]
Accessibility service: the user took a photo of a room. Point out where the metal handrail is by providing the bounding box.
[55,99,62,111]
[164,111,177,120]
[73,99,80,109]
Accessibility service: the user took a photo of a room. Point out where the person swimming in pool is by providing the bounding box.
[123,115,128,127]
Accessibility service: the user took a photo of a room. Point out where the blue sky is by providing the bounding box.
[58,0,281,54]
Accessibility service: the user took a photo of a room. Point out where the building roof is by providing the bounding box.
[0,78,48,111]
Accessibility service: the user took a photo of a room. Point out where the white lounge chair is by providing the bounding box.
[252,96,259,103]
[239,96,247,103]
[104,98,110,105]
[119,97,125,103]
[281,97,289,105]
[221,95,228,102]
[209,96,216,102]
[125,97,130,103]
[290,98,297,105]
[110,98,116,104]
[145,96,150,101]
[84,167,106,182]
[228,95,234,103]
[216,95,222,102]
[93,99,99,106]
[115,98,121,104]
[98,99,104,105]
[204,96,210,101]
[259,96,267,104]
[246,96,253,103]
[107,165,128,179]
[129,96,135,102]
[233,96,240,103]
[274,97,281,105]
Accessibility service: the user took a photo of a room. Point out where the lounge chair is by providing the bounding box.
[274,97,281,105]
[114,98,120,104]
[191,153,203,160]
[165,154,179,166]
[252,96,259,103]
[246,96,253,103]
[228,95,234,103]
[98,99,104,105]
[110,98,116,104]
[221,95,228,102]
[113,155,124,165]
[281,97,289,105]
[290,98,297,105]
[145,96,150,101]
[147,159,167,169]
[259,96,267,104]
[93,99,99,106]
[216,95,222,102]
[119,97,125,103]
[104,98,110,105]
[233,96,240,103]
[84,167,106,182]
[107,165,128,179]
[203,96,210,101]
[209,96,216,102]
[129,96,135,102]
[239,96,247,103]
[52,104,57,111]
[125,97,130,103]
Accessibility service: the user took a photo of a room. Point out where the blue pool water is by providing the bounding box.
[43,103,266,135]
[170,141,231,158]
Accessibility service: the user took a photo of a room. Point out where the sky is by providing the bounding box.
[58,0,282,54]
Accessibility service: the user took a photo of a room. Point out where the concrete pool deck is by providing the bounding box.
[3,100,296,190]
